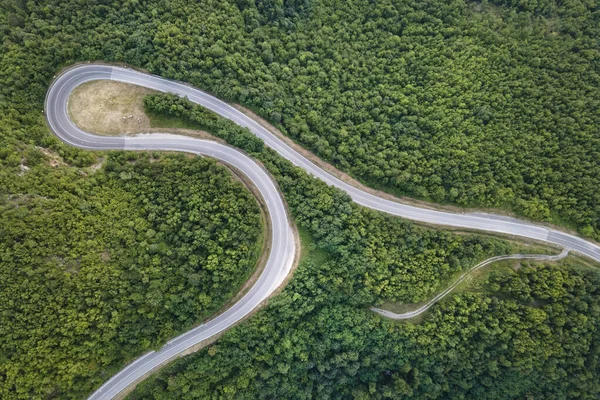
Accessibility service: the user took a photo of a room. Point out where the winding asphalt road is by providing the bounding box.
[45,64,600,400]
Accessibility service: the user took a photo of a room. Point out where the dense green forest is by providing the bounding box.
[145,92,516,303]
[2,0,600,398]
[2,0,599,238]
[130,260,600,399]
[0,153,263,398]
[137,92,600,399]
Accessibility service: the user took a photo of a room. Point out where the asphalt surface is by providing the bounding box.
[44,64,600,400]
[372,248,570,320]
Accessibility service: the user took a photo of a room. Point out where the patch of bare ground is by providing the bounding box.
[87,157,105,172]
[18,162,29,176]
[35,146,67,167]
[5,193,50,206]
[68,80,155,135]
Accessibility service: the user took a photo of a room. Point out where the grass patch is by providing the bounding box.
[147,110,203,130]
[297,226,331,267]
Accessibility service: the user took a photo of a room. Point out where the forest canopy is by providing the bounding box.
[1,0,599,398]
[129,262,600,399]
[136,86,600,400]
[0,153,263,399]
[1,0,600,239]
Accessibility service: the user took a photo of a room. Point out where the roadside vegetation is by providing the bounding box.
[143,92,520,304]
[131,94,600,399]
[1,0,600,398]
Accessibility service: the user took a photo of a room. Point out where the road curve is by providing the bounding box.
[372,248,570,320]
[45,65,297,400]
[44,64,600,399]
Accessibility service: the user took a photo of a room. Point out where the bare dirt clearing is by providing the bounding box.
[68,80,154,135]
